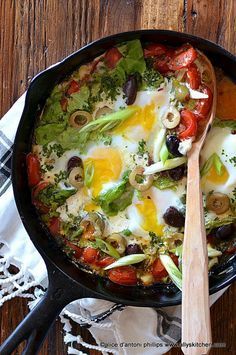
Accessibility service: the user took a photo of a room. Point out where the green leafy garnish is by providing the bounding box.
[93,238,120,259]
[104,254,146,270]
[205,215,236,233]
[38,184,76,209]
[40,86,67,124]
[138,139,147,155]
[142,68,164,89]
[153,175,178,191]
[42,143,64,158]
[159,254,182,290]
[67,86,90,113]
[160,143,169,164]
[200,153,224,177]
[123,229,132,236]
[35,123,66,145]
[116,39,146,76]
[84,161,94,188]
[97,171,134,216]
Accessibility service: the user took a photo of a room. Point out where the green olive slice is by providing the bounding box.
[69,110,92,129]
[68,167,84,188]
[206,192,230,215]
[106,233,127,255]
[129,166,153,191]
[161,106,181,129]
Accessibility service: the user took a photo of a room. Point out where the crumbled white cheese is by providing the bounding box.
[178,138,193,156]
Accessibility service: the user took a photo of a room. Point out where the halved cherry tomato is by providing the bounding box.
[153,48,175,74]
[48,217,60,237]
[108,266,137,286]
[151,258,168,280]
[179,109,197,139]
[26,153,41,187]
[194,85,213,118]
[65,241,83,259]
[60,97,68,112]
[144,43,167,58]
[32,182,49,213]
[169,46,198,71]
[170,253,179,266]
[187,63,201,89]
[96,256,116,268]
[225,246,236,254]
[82,247,100,264]
[104,47,122,69]
[66,80,80,95]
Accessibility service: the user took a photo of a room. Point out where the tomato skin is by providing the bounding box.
[48,217,60,237]
[187,63,201,89]
[60,97,68,112]
[152,258,168,280]
[194,85,213,118]
[108,266,137,286]
[144,43,167,58]
[96,256,116,268]
[82,247,100,264]
[32,182,49,213]
[66,80,80,95]
[104,48,122,69]
[169,47,198,71]
[170,254,179,266]
[225,246,236,254]
[26,153,41,187]
[179,109,198,140]
[65,241,83,259]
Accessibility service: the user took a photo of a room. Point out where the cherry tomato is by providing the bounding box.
[170,253,179,266]
[153,48,174,74]
[66,80,80,95]
[194,85,213,118]
[179,109,197,140]
[108,266,137,286]
[32,182,49,213]
[225,246,236,254]
[65,241,83,259]
[48,217,60,237]
[169,46,198,71]
[82,247,100,264]
[151,258,168,280]
[60,97,68,112]
[96,256,116,268]
[104,47,122,69]
[144,43,167,58]
[187,63,201,89]
[26,153,41,187]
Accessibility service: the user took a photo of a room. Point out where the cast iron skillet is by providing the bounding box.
[1,30,236,355]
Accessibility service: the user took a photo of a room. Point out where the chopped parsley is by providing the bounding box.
[138,139,147,155]
[229,156,236,167]
[123,229,132,236]
[42,143,64,158]
[149,231,164,248]
[54,171,68,184]
[142,68,164,89]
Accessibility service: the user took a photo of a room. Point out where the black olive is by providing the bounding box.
[215,224,234,240]
[125,244,143,255]
[166,135,183,157]
[163,206,185,228]
[168,165,185,181]
[67,156,83,173]
[123,75,138,105]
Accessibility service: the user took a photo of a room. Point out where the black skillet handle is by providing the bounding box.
[0,267,81,355]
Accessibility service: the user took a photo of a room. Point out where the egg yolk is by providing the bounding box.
[84,147,122,197]
[114,102,156,136]
[136,197,164,236]
[205,164,229,185]
[84,201,99,212]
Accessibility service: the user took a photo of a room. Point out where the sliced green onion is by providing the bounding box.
[94,238,120,259]
[144,157,187,175]
[79,107,138,134]
[84,161,94,188]
[104,254,146,270]
[200,153,224,177]
[159,254,182,290]
[160,143,169,164]
[153,128,166,162]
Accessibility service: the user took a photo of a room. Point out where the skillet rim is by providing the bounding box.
[11,29,236,307]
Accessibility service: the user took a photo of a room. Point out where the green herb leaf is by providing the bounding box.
[35,123,67,145]
[159,254,182,290]
[200,153,224,177]
[38,184,76,209]
[153,175,178,191]
[104,254,146,270]
[93,238,120,259]
[205,215,236,233]
[142,68,164,89]
[84,161,94,188]
[160,143,169,164]
[67,86,90,113]
[117,39,146,76]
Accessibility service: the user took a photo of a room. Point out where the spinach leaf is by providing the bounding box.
[117,39,146,76]
[67,86,90,113]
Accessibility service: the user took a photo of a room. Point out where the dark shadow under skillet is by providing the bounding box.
[0,30,235,355]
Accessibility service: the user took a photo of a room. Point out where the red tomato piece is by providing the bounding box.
[151,258,168,280]
[26,153,41,187]
[169,47,198,71]
[144,43,167,58]
[104,47,122,69]
[179,109,198,140]
[66,80,80,95]
[194,85,213,118]
[225,246,236,254]
[96,256,116,268]
[187,63,201,90]
[48,217,61,237]
[82,247,100,264]
[170,253,179,266]
[108,266,137,286]
[60,97,68,112]
[65,241,83,259]
[32,182,49,213]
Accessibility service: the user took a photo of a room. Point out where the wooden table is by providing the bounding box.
[0,1,235,354]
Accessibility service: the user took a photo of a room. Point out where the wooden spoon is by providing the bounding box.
[181,52,217,355]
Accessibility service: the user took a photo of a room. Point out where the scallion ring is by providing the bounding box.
[129,166,153,191]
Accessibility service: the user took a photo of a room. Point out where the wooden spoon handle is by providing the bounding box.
[181,150,211,355]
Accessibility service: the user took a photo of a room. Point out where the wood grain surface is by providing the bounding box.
[0,1,235,354]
